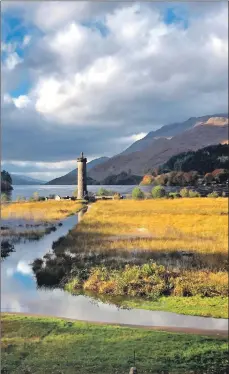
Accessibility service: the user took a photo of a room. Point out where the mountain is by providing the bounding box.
[47,157,109,185]
[158,143,229,175]
[120,113,228,155]
[88,115,228,182]
[12,174,45,185]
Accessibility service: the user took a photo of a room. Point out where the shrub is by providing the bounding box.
[64,278,81,294]
[151,186,166,199]
[180,188,189,197]
[132,187,145,200]
[188,190,201,198]
[207,191,219,198]
[97,188,111,196]
[38,196,45,201]
[173,271,228,297]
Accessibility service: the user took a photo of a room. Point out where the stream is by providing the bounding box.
[1,212,228,334]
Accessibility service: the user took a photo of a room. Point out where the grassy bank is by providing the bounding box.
[32,198,228,317]
[1,314,228,374]
[121,296,228,319]
[1,200,84,222]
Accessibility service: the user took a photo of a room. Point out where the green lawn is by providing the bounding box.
[121,296,228,319]
[1,314,228,374]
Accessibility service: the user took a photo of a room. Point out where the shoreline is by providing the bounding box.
[2,312,228,338]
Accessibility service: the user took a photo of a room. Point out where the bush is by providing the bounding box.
[173,271,228,297]
[151,186,166,199]
[180,188,189,198]
[97,188,111,196]
[207,191,219,198]
[132,187,145,200]
[188,190,201,198]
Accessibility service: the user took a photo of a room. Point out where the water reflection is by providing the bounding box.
[1,211,228,332]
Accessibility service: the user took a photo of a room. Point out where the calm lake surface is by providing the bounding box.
[1,212,228,332]
[10,185,140,200]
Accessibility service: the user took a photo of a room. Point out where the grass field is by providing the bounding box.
[32,198,228,317]
[1,200,84,222]
[1,313,228,374]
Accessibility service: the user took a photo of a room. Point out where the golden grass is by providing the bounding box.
[78,198,228,258]
[1,200,84,222]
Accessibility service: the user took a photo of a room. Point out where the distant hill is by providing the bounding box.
[88,115,228,182]
[46,157,109,185]
[12,174,45,185]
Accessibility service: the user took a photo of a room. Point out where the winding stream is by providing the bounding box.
[1,212,228,334]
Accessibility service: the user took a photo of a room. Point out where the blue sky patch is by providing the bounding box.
[163,6,189,29]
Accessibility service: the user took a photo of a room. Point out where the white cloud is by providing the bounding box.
[13,95,31,109]
[1,1,228,172]
[17,261,33,275]
[26,3,227,129]
[120,133,147,144]
[8,160,77,170]
[22,35,31,47]
[4,52,22,70]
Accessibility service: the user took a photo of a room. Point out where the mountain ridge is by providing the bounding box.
[47,157,109,185]
[88,115,228,181]
[12,174,45,185]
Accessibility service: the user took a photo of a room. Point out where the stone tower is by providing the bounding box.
[77,152,87,199]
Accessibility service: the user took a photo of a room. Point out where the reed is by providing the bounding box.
[1,200,83,222]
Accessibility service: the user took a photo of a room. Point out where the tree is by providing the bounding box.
[151,186,166,199]
[140,175,154,185]
[1,170,12,184]
[204,173,214,185]
[132,187,144,200]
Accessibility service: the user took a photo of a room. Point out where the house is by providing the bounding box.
[55,195,61,201]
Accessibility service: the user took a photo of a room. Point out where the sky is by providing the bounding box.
[1,1,228,181]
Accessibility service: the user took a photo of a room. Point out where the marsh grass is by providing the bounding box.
[31,198,228,316]
[1,313,228,374]
[1,200,83,222]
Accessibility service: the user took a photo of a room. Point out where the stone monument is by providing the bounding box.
[77,152,87,199]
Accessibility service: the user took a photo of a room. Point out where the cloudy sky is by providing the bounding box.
[1,1,228,181]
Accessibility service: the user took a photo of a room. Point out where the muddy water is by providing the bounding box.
[1,212,228,333]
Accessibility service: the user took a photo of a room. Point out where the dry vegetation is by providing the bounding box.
[1,200,84,222]
[79,198,228,255]
[33,198,228,314]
